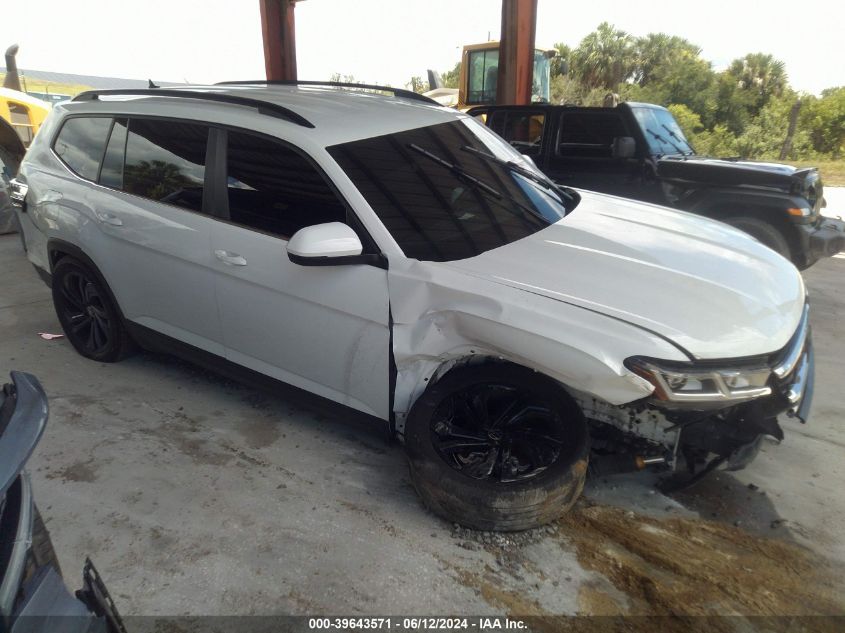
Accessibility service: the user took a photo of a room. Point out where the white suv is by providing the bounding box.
[13,82,813,530]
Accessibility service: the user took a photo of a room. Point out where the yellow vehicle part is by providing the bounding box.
[0,87,50,146]
[457,41,555,111]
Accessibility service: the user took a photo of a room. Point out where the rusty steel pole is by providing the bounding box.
[259,0,302,81]
[496,0,537,105]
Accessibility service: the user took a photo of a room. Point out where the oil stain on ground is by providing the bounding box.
[45,457,101,483]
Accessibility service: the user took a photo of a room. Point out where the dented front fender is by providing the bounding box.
[387,258,686,431]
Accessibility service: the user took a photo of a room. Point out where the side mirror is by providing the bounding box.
[612,136,636,159]
[287,222,363,266]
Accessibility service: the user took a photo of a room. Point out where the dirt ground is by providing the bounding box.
[1,232,844,623]
[443,500,845,631]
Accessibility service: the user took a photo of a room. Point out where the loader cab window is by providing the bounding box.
[466,49,499,105]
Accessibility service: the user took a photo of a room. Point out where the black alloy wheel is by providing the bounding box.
[51,257,135,362]
[430,383,566,483]
[58,269,112,356]
[405,363,589,531]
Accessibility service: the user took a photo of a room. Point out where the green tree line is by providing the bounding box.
[438,23,844,161]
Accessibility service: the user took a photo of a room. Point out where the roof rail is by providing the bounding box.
[215,80,440,106]
[72,89,315,128]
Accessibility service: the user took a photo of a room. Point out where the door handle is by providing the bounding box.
[214,250,247,266]
[95,211,123,226]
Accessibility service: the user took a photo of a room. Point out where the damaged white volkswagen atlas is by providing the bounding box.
[12,83,813,530]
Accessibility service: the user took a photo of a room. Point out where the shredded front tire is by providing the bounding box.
[404,363,589,531]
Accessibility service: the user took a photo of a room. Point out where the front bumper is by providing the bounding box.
[799,216,845,266]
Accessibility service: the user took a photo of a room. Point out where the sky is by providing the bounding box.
[2,0,843,96]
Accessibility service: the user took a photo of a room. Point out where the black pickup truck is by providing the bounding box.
[468,102,845,269]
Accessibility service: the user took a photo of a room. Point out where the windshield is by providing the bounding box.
[631,106,694,156]
[328,118,573,262]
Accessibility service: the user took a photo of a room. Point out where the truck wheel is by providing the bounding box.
[404,363,589,531]
[51,257,135,362]
[725,216,791,261]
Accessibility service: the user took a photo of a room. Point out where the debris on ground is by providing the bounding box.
[37,332,64,340]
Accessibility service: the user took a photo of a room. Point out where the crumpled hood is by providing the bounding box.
[657,155,815,190]
[442,191,805,360]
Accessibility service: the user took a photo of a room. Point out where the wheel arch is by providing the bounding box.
[682,191,801,258]
[47,238,129,323]
[393,344,652,438]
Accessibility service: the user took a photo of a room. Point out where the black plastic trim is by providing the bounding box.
[73,89,315,128]
[31,265,51,288]
[215,80,439,106]
[287,252,388,269]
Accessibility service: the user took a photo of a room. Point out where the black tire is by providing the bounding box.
[725,216,792,261]
[404,363,589,531]
[31,505,61,576]
[51,256,135,362]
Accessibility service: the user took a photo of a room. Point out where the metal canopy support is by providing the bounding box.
[259,0,301,81]
[496,0,537,105]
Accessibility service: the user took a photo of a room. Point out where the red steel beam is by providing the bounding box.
[259,0,300,81]
[496,0,537,105]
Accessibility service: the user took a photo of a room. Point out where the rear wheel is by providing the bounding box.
[404,363,589,531]
[51,257,135,362]
[724,216,792,261]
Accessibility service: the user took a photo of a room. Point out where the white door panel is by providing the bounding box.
[211,222,390,418]
[91,190,223,355]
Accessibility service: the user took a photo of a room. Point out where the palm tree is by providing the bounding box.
[633,33,701,86]
[727,53,787,113]
[570,23,636,90]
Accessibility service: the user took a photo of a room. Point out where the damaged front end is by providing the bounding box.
[583,305,814,482]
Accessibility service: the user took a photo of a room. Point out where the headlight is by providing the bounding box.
[625,357,772,407]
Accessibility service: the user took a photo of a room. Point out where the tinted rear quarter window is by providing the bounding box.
[123,119,208,213]
[53,116,112,180]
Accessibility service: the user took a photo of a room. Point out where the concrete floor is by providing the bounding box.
[1,232,844,616]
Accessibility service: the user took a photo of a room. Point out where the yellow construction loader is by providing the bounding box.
[425,41,556,110]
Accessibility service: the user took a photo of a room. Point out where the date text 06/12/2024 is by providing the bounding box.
[308,618,528,630]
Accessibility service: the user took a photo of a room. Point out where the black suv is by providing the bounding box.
[469,101,845,269]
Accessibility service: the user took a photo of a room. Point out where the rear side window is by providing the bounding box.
[225,131,346,239]
[558,111,628,158]
[123,119,208,213]
[53,117,112,181]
